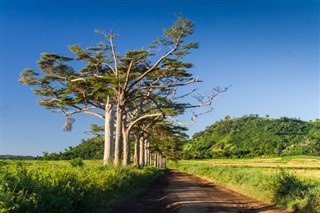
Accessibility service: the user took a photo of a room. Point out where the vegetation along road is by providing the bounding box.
[112,169,288,213]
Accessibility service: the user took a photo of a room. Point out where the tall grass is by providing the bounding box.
[0,160,163,213]
[169,161,320,212]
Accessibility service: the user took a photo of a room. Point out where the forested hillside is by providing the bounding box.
[183,115,320,159]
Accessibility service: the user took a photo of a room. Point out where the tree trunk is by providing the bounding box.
[144,139,150,166]
[114,105,123,167]
[160,156,165,168]
[154,153,157,167]
[122,129,130,167]
[103,103,115,165]
[134,133,140,167]
[139,136,144,166]
[122,112,130,167]
[144,139,148,165]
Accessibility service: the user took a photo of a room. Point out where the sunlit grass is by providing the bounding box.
[176,156,320,180]
[0,160,163,213]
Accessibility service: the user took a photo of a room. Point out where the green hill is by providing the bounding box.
[183,115,320,159]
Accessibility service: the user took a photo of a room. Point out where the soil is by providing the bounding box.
[111,169,289,213]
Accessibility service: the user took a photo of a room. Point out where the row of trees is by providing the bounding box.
[20,16,225,167]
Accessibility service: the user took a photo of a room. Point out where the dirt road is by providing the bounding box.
[112,169,288,213]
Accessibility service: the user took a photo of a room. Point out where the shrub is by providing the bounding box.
[70,157,84,167]
[269,169,308,210]
[302,186,320,213]
[270,169,305,200]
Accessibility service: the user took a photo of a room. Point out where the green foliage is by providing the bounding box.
[170,161,320,212]
[0,161,163,213]
[184,115,320,159]
[149,123,188,161]
[302,186,320,212]
[0,155,34,160]
[269,169,308,209]
[18,15,202,126]
[19,15,212,168]
[84,124,104,136]
[69,157,84,167]
[42,135,104,160]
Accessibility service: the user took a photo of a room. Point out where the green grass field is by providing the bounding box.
[174,156,320,179]
[168,156,320,212]
[0,159,163,213]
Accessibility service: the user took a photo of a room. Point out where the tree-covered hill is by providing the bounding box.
[183,115,320,159]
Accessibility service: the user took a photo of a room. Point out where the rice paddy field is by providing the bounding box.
[175,156,320,178]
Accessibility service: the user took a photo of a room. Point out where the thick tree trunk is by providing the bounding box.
[139,136,144,166]
[155,155,166,168]
[144,139,148,166]
[103,103,115,165]
[144,139,150,166]
[114,105,123,167]
[122,120,130,167]
[122,110,131,167]
[133,133,140,167]
[154,153,157,167]
[160,156,164,168]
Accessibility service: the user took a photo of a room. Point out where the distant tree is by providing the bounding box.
[84,124,104,136]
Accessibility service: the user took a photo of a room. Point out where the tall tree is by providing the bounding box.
[20,15,226,166]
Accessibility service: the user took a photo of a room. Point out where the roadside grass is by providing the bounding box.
[177,155,320,169]
[169,156,320,212]
[0,160,163,213]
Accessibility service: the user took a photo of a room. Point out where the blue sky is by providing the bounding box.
[1,0,319,156]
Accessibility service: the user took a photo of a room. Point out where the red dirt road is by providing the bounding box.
[112,169,288,213]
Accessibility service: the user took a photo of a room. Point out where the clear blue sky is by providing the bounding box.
[1,0,319,156]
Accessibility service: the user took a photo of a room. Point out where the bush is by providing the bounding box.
[271,170,299,197]
[70,157,84,167]
[269,169,308,210]
[301,186,320,213]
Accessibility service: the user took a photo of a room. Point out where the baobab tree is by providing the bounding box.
[19,15,227,167]
[136,120,188,168]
